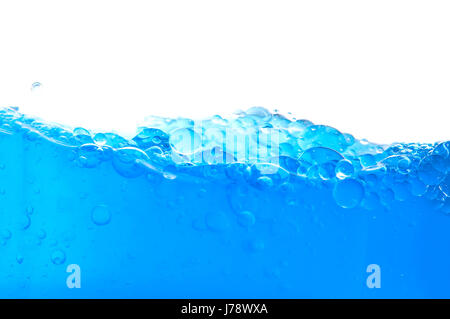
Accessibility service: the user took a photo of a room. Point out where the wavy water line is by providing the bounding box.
[1,106,449,214]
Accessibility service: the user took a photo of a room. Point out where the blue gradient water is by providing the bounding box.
[0,106,449,298]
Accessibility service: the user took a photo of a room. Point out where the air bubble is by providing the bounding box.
[91,205,111,226]
[51,250,66,265]
[17,215,31,230]
[335,159,354,179]
[93,133,107,146]
[333,178,364,209]
[112,147,149,178]
[237,211,256,228]
[418,155,446,185]
[169,128,202,155]
[37,229,46,239]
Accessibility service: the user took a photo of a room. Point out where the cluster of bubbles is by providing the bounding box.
[1,106,449,214]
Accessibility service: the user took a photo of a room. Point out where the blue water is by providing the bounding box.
[0,106,449,298]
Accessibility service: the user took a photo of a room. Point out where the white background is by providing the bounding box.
[0,0,449,143]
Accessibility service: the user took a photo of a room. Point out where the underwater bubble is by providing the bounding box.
[418,155,446,186]
[26,206,34,215]
[249,163,290,186]
[246,106,271,118]
[152,136,161,144]
[162,170,177,180]
[16,254,24,264]
[78,144,104,168]
[409,177,428,196]
[303,125,348,152]
[93,133,107,146]
[287,119,312,137]
[73,127,90,136]
[433,142,449,158]
[397,156,412,174]
[296,159,311,177]
[335,159,354,179]
[51,250,66,265]
[205,211,230,232]
[169,128,202,155]
[343,133,355,146]
[278,156,300,174]
[359,154,377,168]
[300,147,344,165]
[318,162,336,180]
[245,239,265,253]
[255,176,274,189]
[225,162,250,183]
[333,178,364,209]
[112,147,149,178]
[133,128,169,150]
[17,215,31,230]
[145,145,172,168]
[237,211,256,228]
[37,229,46,240]
[91,205,111,226]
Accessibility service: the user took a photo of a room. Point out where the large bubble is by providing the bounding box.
[333,178,365,209]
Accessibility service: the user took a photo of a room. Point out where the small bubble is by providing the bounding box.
[16,254,24,264]
[163,171,177,180]
[410,178,427,196]
[18,215,31,230]
[112,147,149,178]
[37,229,46,239]
[237,211,256,228]
[93,133,107,146]
[245,239,265,253]
[73,127,90,136]
[91,204,111,226]
[397,156,411,174]
[335,159,354,179]
[152,136,161,144]
[26,206,34,215]
[255,176,273,189]
[333,178,364,209]
[51,250,66,265]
